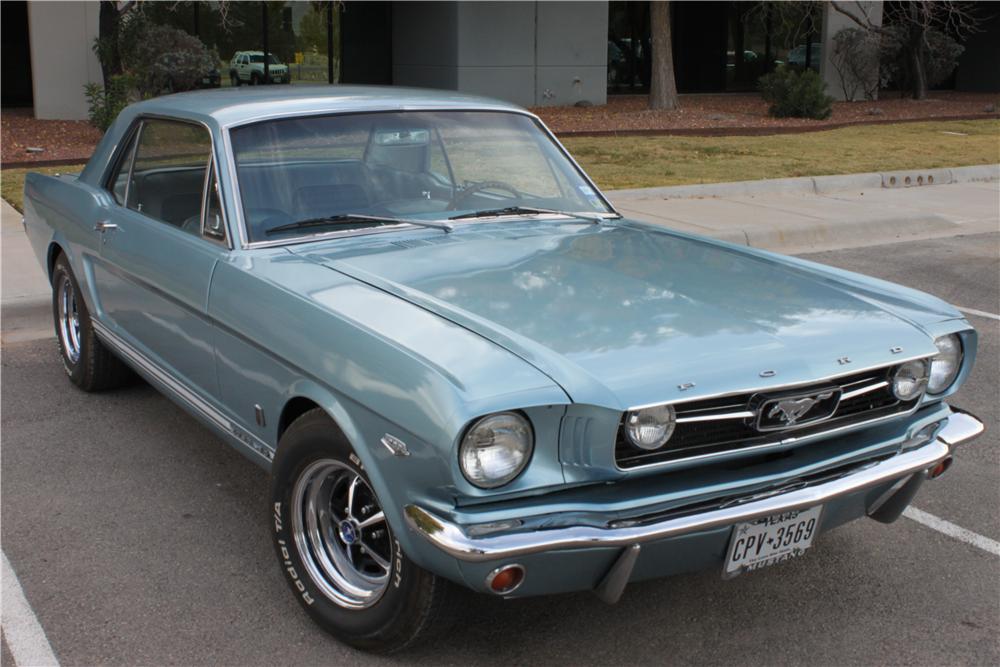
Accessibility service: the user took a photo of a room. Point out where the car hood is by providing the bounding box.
[292,220,956,409]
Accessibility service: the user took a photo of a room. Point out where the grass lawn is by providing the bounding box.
[2,165,84,213]
[561,119,1000,190]
[2,120,997,211]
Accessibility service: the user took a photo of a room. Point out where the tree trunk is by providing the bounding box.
[98,0,123,88]
[649,1,679,110]
[910,34,928,100]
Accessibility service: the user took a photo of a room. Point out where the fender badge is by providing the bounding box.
[890,347,903,354]
[837,356,852,365]
[759,370,777,378]
[677,382,696,391]
[380,434,410,457]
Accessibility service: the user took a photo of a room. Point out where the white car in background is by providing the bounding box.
[229,51,290,85]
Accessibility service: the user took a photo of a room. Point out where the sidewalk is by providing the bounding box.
[1,200,50,343]
[608,165,1000,254]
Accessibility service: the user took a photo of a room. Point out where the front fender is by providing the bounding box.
[278,378,467,582]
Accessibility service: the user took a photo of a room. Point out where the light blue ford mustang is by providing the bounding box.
[23,86,984,652]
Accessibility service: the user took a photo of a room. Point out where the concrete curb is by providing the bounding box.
[740,215,998,256]
[607,163,1000,201]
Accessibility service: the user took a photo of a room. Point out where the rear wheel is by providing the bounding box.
[270,409,453,652]
[51,253,132,391]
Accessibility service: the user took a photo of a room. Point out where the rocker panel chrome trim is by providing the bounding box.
[92,319,274,461]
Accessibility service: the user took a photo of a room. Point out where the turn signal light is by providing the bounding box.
[927,457,953,479]
[486,564,525,594]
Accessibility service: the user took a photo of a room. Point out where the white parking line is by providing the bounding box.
[903,507,1000,557]
[957,306,1000,322]
[1,550,60,667]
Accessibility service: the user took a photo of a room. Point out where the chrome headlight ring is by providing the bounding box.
[624,405,677,450]
[459,412,534,489]
[927,334,963,395]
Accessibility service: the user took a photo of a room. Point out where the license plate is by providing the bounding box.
[724,506,822,577]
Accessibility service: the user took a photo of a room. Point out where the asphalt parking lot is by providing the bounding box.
[2,232,998,666]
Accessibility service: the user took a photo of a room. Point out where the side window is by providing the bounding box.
[107,128,139,206]
[203,165,227,242]
[129,119,212,235]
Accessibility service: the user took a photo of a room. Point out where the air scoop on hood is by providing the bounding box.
[291,221,941,409]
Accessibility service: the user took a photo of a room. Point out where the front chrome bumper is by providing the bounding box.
[405,410,984,564]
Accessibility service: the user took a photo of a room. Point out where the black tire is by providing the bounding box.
[270,409,453,653]
[230,72,240,87]
[250,73,260,85]
[51,253,132,391]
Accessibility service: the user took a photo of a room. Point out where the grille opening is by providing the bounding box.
[616,364,920,469]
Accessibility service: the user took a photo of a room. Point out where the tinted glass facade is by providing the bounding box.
[608,1,822,95]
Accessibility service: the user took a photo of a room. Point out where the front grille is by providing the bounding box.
[615,365,920,469]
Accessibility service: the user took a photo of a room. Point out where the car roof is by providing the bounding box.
[121,85,528,128]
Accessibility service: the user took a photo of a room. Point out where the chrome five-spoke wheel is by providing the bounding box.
[291,459,391,609]
[56,273,82,363]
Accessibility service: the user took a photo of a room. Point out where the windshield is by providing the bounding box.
[229,111,613,243]
[249,54,281,64]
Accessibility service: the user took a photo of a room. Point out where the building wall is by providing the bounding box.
[28,0,101,120]
[391,1,459,90]
[534,1,608,106]
[393,1,607,107]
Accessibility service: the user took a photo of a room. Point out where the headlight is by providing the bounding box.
[459,412,533,488]
[891,359,929,401]
[624,405,676,450]
[928,334,963,394]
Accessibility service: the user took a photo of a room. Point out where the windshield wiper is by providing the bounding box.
[265,213,453,236]
[448,206,614,223]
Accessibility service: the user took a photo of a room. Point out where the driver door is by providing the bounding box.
[91,118,229,402]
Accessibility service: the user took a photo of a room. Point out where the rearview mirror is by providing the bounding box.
[373,129,430,146]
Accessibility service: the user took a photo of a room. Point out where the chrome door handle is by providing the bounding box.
[94,221,119,232]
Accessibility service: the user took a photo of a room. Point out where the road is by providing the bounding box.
[2,232,997,666]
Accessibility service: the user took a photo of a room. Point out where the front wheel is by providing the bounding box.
[270,409,453,652]
[230,72,240,87]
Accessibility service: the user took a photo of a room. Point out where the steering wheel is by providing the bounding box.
[447,180,521,210]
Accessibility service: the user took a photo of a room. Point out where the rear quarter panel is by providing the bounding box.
[23,173,108,306]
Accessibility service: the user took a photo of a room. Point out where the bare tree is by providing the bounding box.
[830,27,881,101]
[649,1,679,110]
[96,1,136,87]
[831,0,984,99]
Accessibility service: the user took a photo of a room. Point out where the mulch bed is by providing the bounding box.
[2,90,997,168]
[532,90,999,136]
[1,108,103,167]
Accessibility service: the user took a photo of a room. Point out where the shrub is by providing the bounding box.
[879,25,965,96]
[831,27,882,101]
[129,24,218,97]
[758,67,834,120]
[84,74,134,132]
